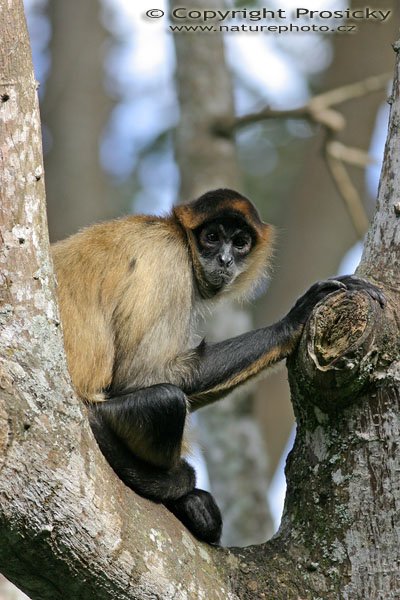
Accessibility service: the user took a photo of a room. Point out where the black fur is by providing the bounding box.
[183,276,385,404]
[89,407,195,500]
[191,217,254,294]
[191,189,263,227]
[329,275,386,308]
[88,385,222,542]
[101,384,187,468]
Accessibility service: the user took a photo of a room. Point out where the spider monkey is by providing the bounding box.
[52,189,385,544]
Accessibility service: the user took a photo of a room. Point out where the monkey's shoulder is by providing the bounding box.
[52,215,187,274]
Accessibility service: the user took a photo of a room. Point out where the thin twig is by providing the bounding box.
[327,141,376,168]
[214,72,391,239]
[225,73,391,134]
[309,72,392,110]
[325,149,370,238]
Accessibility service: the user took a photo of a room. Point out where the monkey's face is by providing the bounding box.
[194,217,254,291]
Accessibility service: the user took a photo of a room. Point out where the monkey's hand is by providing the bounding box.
[328,275,386,308]
[283,276,385,335]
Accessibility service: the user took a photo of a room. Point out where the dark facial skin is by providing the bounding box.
[195,217,254,290]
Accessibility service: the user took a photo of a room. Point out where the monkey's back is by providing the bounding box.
[52,216,195,402]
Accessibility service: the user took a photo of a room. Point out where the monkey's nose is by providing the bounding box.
[218,254,233,268]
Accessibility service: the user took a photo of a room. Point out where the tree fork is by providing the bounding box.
[1,0,399,596]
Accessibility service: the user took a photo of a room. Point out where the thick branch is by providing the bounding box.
[291,290,397,412]
[261,44,400,596]
[360,52,400,286]
[0,2,237,598]
[228,48,400,597]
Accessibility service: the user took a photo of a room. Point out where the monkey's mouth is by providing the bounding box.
[210,269,236,286]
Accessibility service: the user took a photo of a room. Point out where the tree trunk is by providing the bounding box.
[229,43,400,598]
[255,0,399,481]
[42,0,115,241]
[0,12,235,600]
[170,0,273,546]
[1,2,399,598]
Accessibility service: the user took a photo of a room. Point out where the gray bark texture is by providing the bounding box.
[0,2,399,598]
[0,2,241,598]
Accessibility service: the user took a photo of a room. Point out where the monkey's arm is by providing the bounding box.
[185,321,294,409]
[184,276,385,410]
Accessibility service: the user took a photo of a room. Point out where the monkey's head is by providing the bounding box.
[174,189,274,300]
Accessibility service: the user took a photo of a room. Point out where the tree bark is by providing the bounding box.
[228,45,400,597]
[0,2,235,598]
[1,2,399,598]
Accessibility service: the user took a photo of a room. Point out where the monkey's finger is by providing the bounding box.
[323,279,347,290]
[306,280,347,300]
[329,275,386,308]
[362,285,386,308]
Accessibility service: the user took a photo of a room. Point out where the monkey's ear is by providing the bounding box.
[173,203,201,230]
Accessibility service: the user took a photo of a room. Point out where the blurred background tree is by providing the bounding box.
[2,0,397,595]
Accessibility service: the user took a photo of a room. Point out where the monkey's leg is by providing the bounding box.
[88,384,192,498]
[88,384,222,543]
[98,383,188,468]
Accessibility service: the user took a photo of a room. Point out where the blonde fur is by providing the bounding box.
[53,216,193,402]
[52,206,273,404]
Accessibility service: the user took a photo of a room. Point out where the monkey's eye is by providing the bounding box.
[206,232,219,243]
[233,236,250,251]
[199,228,220,249]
